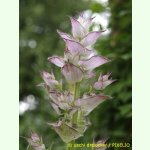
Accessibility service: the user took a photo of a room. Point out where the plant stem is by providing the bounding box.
[72,82,80,125]
[27,144,30,150]
[67,82,80,150]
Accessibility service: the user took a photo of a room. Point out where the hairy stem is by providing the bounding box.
[67,82,80,150]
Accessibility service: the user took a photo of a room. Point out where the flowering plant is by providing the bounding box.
[22,12,117,150]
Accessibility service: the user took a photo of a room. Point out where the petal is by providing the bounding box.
[66,92,74,105]
[21,137,33,144]
[68,107,79,116]
[51,70,55,80]
[98,71,103,81]
[49,92,61,105]
[102,79,117,89]
[31,144,45,150]
[97,137,110,144]
[40,70,52,79]
[74,95,112,110]
[96,137,110,150]
[79,56,112,70]
[65,39,85,55]
[36,83,50,92]
[59,101,71,110]
[77,12,85,24]
[48,56,65,67]
[57,30,74,41]
[73,53,80,65]
[64,49,73,62]
[80,49,94,59]
[30,129,40,141]
[40,70,59,89]
[81,31,105,47]
[43,78,58,89]
[94,80,103,90]
[59,78,62,89]
[82,71,95,82]
[49,100,62,115]
[53,121,82,143]
[82,17,95,34]
[102,71,112,81]
[69,16,85,39]
[61,62,84,83]
[82,109,93,116]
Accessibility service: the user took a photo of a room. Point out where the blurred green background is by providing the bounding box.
[19,0,132,150]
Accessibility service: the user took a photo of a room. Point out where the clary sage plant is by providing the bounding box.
[22,12,117,150]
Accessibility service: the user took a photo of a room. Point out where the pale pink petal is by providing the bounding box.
[36,83,50,92]
[40,70,59,89]
[82,109,93,116]
[66,92,74,104]
[68,107,79,116]
[82,17,95,34]
[79,56,112,70]
[94,80,103,90]
[98,71,103,81]
[65,39,85,55]
[43,78,58,89]
[102,79,117,89]
[64,49,73,62]
[57,30,74,41]
[96,137,110,150]
[77,12,85,24]
[69,16,85,39]
[61,62,84,83]
[81,31,105,47]
[48,56,65,67]
[49,100,62,115]
[97,137,110,144]
[31,144,45,150]
[40,70,52,78]
[21,137,33,143]
[82,71,96,82]
[49,92,61,105]
[80,49,94,59]
[30,129,40,141]
[51,70,55,80]
[74,95,112,110]
[73,53,80,65]
[102,71,112,81]
[59,101,71,110]
[59,78,62,89]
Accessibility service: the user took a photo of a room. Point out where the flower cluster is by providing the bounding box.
[22,12,117,149]
[37,12,117,144]
[48,12,112,84]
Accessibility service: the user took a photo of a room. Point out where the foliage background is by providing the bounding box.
[19,0,132,149]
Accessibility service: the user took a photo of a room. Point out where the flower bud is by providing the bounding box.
[22,129,46,150]
[94,71,117,90]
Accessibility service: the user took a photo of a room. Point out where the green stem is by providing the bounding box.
[72,82,80,125]
[27,144,30,150]
[67,82,80,150]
